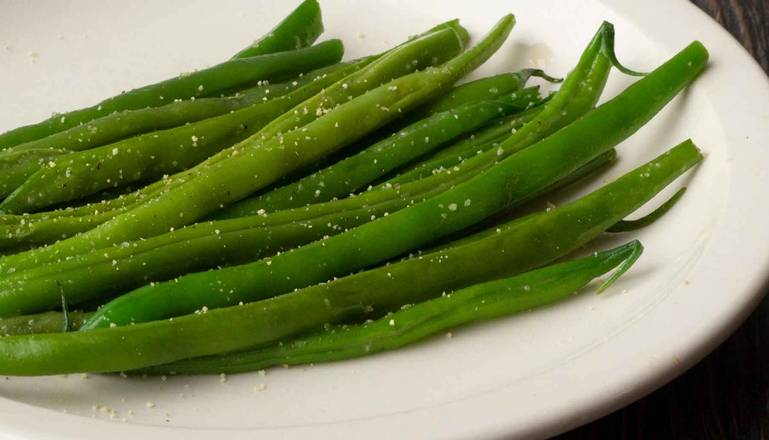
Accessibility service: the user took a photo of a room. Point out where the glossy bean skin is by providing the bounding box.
[0,41,345,150]
[230,0,324,59]
[141,241,641,375]
[82,37,709,328]
[0,138,699,375]
[0,20,494,272]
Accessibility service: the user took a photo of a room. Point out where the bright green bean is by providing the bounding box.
[231,0,324,59]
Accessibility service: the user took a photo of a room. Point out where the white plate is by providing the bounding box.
[1,0,768,438]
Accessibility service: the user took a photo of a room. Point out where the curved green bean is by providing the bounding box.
[231,0,324,59]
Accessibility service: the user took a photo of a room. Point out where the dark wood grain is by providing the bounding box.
[559,1,769,439]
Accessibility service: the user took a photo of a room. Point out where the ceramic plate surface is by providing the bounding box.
[0,0,767,438]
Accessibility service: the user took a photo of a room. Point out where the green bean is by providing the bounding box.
[81,37,709,328]
[420,69,559,115]
[2,62,354,160]
[141,240,641,375]
[231,0,324,59]
[0,41,345,150]
[0,149,67,199]
[0,18,498,272]
[0,50,361,215]
[213,88,540,218]
[0,311,91,336]
[0,139,699,375]
[0,22,466,240]
[388,105,544,184]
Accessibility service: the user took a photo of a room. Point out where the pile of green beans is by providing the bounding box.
[80,36,708,329]
[0,16,504,270]
[0,138,700,374]
[0,22,466,250]
[0,1,711,378]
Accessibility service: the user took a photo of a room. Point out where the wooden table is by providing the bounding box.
[560,1,769,438]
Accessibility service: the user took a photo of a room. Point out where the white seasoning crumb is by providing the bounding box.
[145,401,155,408]
[47,160,56,168]
[197,84,204,92]
[111,147,119,156]
[109,323,117,328]
[219,373,227,384]
[447,203,457,211]
[388,319,395,326]
[464,199,471,207]
[446,332,453,338]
